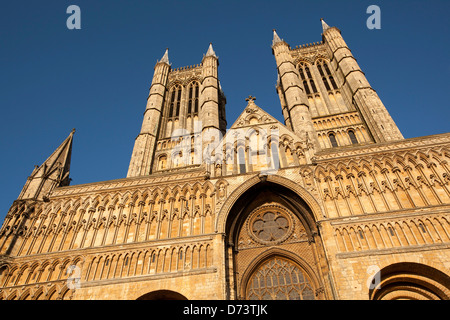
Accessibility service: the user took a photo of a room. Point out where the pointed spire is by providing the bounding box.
[158,48,170,65]
[320,18,330,32]
[272,29,283,46]
[18,129,75,201]
[205,43,217,58]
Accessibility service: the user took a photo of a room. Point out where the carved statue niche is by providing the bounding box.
[216,181,228,204]
[215,164,222,177]
[301,169,314,190]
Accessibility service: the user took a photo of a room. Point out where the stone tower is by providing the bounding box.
[274,19,403,152]
[0,20,449,301]
[127,45,226,178]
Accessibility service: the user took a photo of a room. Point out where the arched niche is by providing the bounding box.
[368,262,450,300]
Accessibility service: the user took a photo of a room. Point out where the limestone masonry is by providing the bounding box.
[1,20,449,300]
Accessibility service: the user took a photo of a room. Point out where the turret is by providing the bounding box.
[200,43,221,160]
[272,30,319,149]
[320,19,403,142]
[127,49,171,177]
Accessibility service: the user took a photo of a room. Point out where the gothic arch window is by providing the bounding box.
[298,62,318,96]
[245,256,315,300]
[194,84,199,113]
[168,84,182,119]
[348,130,358,144]
[187,81,199,115]
[303,80,311,95]
[329,75,338,90]
[310,79,318,93]
[317,60,338,91]
[328,132,338,147]
[188,86,193,114]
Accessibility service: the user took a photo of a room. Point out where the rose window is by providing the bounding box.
[247,205,293,245]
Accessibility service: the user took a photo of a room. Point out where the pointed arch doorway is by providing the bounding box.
[223,180,333,300]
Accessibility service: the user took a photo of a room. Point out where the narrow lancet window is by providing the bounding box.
[329,133,338,147]
[298,62,318,95]
[317,59,338,92]
[168,84,182,119]
[187,81,199,115]
[348,130,358,144]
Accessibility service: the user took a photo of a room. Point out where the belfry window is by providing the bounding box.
[317,60,338,91]
[194,84,199,113]
[303,80,311,95]
[188,87,193,114]
[168,85,182,118]
[329,133,338,147]
[169,90,175,118]
[329,76,338,90]
[298,62,318,96]
[187,81,199,115]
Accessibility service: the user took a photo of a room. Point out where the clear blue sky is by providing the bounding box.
[1,0,449,224]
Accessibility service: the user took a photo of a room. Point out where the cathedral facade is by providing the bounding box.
[1,20,449,300]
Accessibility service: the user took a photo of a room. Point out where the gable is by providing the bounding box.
[209,98,312,175]
[229,98,281,130]
[223,98,306,150]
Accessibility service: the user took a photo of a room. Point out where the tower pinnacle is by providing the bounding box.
[158,48,170,65]
[205,43,217,58]
[320,18,330,32]
[272,29,283,46]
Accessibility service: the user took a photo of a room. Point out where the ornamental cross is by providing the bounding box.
[246,95,256,103]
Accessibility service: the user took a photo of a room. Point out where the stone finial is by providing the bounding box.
[205,43,217,58]
[158,48,170,64]
[272,29,283,46]
[320,18,330,32]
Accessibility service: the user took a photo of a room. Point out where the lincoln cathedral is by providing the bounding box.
[1,19,449,300]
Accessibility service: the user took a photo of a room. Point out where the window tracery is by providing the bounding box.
[246,257,315,300]
[168,84,182,119]
[298,62,318,96]
[246,204,294,245]
[317,59,338,91]
[187,82,199,115]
